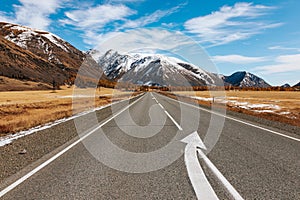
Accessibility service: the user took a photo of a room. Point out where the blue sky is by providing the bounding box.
[1,0,299,86]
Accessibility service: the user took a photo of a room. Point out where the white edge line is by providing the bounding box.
[0,94,144,146]
[0,94,145,198]
[197,149,244,200]
[0,93,144,147]
[157,93,300,142]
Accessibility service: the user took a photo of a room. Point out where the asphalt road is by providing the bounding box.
[1,92,299,199]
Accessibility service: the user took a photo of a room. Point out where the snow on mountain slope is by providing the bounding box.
[5,24,69,52]
[0,22,84,69]
[96,50,137,79]
[293,82,300,87]
[94,50,217,86]
[224,71,271,88]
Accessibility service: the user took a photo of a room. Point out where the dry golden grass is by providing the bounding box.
[173,91,300,127]
[0,86,136,136]
[0,76,51,91]
[0,86,125,105]
[175,90,300,99]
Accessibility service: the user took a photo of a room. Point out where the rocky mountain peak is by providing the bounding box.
[293,82,300,87]
[93,50,217,86]
[281,83,291,88]
[224,71,271,88]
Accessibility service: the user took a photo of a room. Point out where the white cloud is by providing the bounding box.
[254,54,300,74]
[184,2,282,46]
[269,46,300,52]
[60,4,137,47]
[83,30,121,46]
[105,0,145,3]
[0,11,11,22]
[212,54,267,64]
[120,5,182,29]
[91,27,219,72]
[94,28,193,53]
[161,22,176,28]
[0,0,64,30]
[61,4,135,30]
[61,3,183,47]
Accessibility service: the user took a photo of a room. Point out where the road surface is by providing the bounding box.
[0,92,299,199]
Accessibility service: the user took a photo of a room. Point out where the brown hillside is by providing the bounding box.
[0,22,84,70]
[0,36,75,84]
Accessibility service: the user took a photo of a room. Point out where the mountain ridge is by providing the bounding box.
[0,22,279,89]
[92,50,271,88]
[223,71,271,88]
[0,35,73,85]
[0,22,109,88]
[93,49,222,87]
[0,22,84,70]
[281,83,291,88]
[293,82,300,87]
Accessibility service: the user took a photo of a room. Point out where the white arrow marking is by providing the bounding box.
[197,149,244,200]
[181,131,244,200]
[181,132,219,199]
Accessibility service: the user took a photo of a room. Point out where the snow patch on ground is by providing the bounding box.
[193,96,213,101]
[190,96,284,114]
[239,103,281,110]
[253,110,276,113]
[279,111,291,115]
[58,94,113,98]
[0,106,102,147]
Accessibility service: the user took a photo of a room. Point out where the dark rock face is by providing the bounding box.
[223,71,271,88]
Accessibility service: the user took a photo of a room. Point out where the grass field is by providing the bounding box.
[0,86,135,136]
[174,91,300,127]
[0,76,51,91]
[1,89,299,137]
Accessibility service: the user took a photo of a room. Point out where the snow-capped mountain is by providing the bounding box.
[0,22,273,89]
[281,83,291,88]
[94,50,218,86]
[95,50,138,80]
[0,22,106,87]
[223,71,271,88]
[293,82,300,88]
[0,22,84,70]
